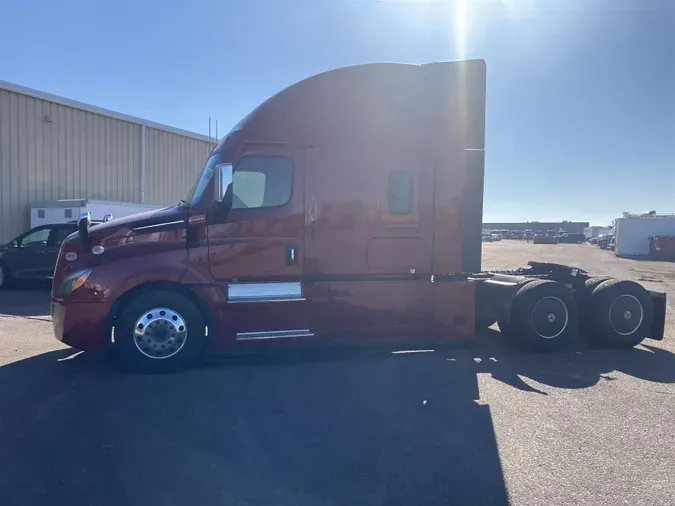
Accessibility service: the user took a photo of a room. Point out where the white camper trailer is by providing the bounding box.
[30,199,165,229]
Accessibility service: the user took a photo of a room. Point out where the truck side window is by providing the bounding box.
[388,170,413,215]
[232,156,293,209]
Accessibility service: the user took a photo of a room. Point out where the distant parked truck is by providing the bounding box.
[30,199,165,229]
[584,226,613,240]
[598,233,614,250]
[557,233,585,244]
[533,233,557,244]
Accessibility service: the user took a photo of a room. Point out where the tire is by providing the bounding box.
[580,277,612,333]
[584,276,612,294]
[114,291,207,373]
[508,280,578,352]
[0,263,14,289]
[497,318,514,338]
[587,279,654,348]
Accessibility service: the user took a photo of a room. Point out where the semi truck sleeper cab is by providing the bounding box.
[51,60,667,372]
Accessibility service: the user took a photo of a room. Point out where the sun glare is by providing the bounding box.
[452,0,471,58]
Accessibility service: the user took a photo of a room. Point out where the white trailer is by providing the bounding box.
[30,199,165,228]
[614,213,675,257]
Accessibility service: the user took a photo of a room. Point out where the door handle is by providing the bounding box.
[286,244,298,266]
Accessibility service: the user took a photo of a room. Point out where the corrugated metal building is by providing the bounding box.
[0,81,214,243]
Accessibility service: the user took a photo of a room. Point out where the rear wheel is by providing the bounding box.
[580,277,612,333]
[114,291,207,373]
[497,319,515,343]
[587,279,653,348]
[584,276,612,294]
[508,280,579,352]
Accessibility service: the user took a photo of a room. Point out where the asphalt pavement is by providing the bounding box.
[1,285,675,506]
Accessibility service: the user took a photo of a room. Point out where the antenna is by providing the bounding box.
[209,118,212,142]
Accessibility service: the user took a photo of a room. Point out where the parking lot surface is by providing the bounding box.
[1,243,674,506]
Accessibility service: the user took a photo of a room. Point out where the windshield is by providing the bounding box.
[182,154,222,206]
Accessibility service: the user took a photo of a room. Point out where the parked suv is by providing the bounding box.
[0,222,99,288]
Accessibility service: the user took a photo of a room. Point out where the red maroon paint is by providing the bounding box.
[52,60,489,352]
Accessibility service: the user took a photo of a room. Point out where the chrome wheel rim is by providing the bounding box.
[133,307,187,359]
[609,294,643,336]
[531,296,569,339]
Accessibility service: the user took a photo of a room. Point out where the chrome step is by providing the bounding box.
[235,329,314,341]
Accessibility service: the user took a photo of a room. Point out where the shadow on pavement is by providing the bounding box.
[0,346,509,506]
[2,335,675,506]
[0,286,51,317]
[469,329,675,393]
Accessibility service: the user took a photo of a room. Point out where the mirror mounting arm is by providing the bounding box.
[77,212,92,248]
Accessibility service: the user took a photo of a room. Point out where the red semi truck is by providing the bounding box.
[51,60,666,372]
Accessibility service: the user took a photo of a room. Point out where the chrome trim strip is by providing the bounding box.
[229,298,306,304]
[236,329,314,341]
[132,220,184,232]
[228,282,303,303]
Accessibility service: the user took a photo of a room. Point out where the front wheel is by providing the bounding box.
[114,291,207,373]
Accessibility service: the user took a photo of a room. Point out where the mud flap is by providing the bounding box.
[647,289,667,340]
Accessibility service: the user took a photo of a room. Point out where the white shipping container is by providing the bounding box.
[30,199,165,228]
[614,216,675,257]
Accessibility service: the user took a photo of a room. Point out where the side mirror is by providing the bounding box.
[214,163,233,203]
[103,213,113,222]
[78,212,92,247]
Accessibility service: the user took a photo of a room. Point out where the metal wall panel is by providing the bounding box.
[144,128,213,206]
[0,89,213,243]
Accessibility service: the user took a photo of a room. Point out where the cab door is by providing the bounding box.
[206,146,310,342]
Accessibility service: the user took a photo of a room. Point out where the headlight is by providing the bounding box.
[58,270,91,295]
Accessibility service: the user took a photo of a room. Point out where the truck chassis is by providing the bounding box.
[472,261,666,351]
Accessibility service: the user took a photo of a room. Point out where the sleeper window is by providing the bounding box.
[232,157,293,209]
[388,171,414,215]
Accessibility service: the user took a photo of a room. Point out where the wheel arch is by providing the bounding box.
[106,281,214,345]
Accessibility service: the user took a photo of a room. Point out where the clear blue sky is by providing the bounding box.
[1,0,673,225]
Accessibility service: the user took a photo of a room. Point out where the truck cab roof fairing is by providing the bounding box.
[217,60,486,151]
